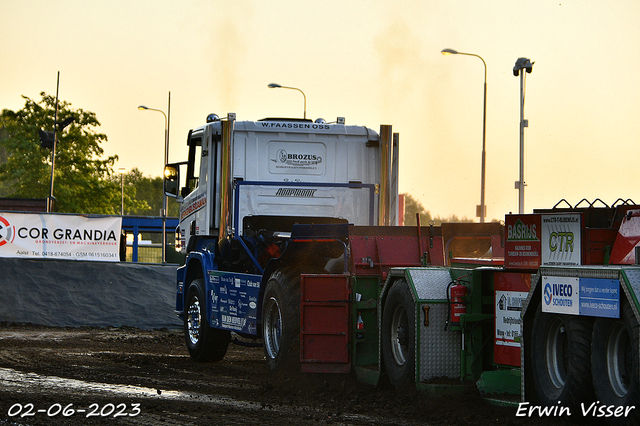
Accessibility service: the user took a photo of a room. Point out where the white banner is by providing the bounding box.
[495,290,528,345]
[0,213,122,262]
[541,214,581,266]
[542,276,580,315]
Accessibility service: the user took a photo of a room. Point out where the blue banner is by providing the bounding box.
[579,278,620,318]
[542,276,620,318]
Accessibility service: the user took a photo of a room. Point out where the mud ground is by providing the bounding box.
[0,323,575,426]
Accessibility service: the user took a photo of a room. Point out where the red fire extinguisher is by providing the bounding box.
[447,282,467,329]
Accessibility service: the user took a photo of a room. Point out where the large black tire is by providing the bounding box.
[591,300,640,426]
[530,306,594,412]
[262,268,302,371]
[184,279,231,362]
[381,279,416,389]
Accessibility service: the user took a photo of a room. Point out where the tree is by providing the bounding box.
[0,93,119,213]
[402,193,433,226]
[402,193,474,226]
[108,168,148,215]
[111,168,178,217]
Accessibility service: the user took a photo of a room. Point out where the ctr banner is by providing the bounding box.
[0,213,122,262]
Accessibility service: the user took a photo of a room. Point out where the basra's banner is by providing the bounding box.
[0,213,121,262]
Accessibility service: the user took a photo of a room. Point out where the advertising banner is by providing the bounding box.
[505,213,582,269]
[540,214,581,266]
[505,214,542,269]
[0,213,121,262]
[207,270,261,335]
[542,275,620,318]
[494,272,530,366]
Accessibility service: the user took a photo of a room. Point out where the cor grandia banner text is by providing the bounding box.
[0,213,122,262]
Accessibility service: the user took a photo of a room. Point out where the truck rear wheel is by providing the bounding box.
[262,268,301,371]
[382,279,415,389]
[591,300,639,425]
[184,279,231,362]
[530,306,594,411]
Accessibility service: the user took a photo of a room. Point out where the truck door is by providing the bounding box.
[180,129,206,242]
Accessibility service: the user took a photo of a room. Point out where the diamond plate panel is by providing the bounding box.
[384,268,461,382]
[405,268,460,381]
[406,268,452,300]
[622,267,640,401]
[621,267,640,325]
[418,303,461,381]
[623,268,640,303]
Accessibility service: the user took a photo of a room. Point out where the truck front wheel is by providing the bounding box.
[591,300,639,426]
[262,268,301,371]
[382,279,415,389]
[530,306,594,411]
[184,279,231,362]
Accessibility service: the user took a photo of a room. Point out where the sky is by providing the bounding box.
[2,0,639,221]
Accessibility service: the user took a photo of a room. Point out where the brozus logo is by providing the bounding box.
[274,149,322,166]
[0,216,15,247]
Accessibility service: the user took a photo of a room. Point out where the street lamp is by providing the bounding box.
[513,58,534,214]
[268,83,307,119]
[138,96,170,263]
[118,168,126,216]
[441,48,488,223]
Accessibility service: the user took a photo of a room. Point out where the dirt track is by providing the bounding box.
[0,323,575,426]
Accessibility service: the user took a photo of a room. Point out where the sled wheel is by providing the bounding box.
[531,305,594,411]
[262,268,301,371]
[591,300,639,426]
[382,279,415,389]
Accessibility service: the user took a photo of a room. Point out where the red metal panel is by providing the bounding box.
[429,236,445,266]
[610,210,640,264]
[302,305,348,335]
[0,198,47,212]
[491,235,505,259]
[583,228,617,265]
[300,274,351,373]
[349,235,424,277]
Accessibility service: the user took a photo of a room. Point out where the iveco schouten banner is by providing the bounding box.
[0,213,121,262]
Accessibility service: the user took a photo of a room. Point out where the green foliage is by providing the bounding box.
[0,93,119,214]
[112,168,178,217]
[402,193,474,225]
[402,193,432,226]
[433,213,474,225]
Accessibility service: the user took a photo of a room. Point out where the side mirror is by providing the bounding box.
[164,163,181,199]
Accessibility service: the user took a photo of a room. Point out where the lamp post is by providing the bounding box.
[441,48,488,223]
[268,83,307,119]
[138,95,170,263]
[513,58,534,214]
[118,168,126,216]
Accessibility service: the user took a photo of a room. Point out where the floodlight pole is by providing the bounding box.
[268,83,307,119]
[518,72,526,214]
[47,72,60,213]
[513,58,534,214]
[440,49,487,222]
[137,92,171,263]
